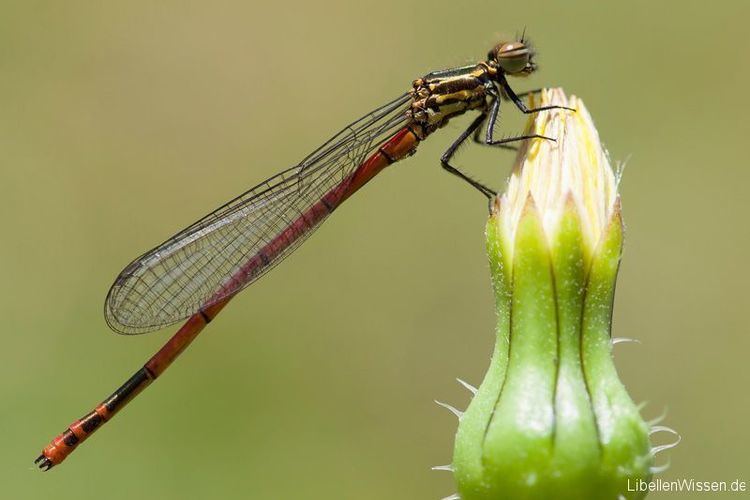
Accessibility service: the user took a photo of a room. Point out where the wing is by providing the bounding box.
[105,92,413,334]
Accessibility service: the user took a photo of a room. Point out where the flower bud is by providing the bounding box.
[450,89,660,499]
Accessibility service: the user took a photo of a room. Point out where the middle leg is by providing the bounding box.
[474,96,556,150]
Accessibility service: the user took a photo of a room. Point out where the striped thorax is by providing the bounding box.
[409,63,496,130]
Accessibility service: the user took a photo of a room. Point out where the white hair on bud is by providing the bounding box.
[431,464,454,472]
[456,378,478,395]
[434,400,464,419]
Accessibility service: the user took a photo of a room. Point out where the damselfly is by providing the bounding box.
[35,38,572,470]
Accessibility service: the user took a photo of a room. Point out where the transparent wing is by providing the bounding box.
[105,92,412,334]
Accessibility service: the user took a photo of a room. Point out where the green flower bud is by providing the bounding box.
[447,89,672,500]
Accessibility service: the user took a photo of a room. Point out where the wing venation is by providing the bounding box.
[105,93,412,334]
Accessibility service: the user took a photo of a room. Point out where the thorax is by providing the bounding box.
[409,63,494,132]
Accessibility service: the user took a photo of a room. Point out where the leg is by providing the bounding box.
[440,112,496,199]
[499,76,576,114]
[472,98,517,151]
[473,125,517,150]
[514,88,542,99]
[474,96,556,149]
[487,133,556,147]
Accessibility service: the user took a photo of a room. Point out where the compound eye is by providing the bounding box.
[495,42,531,74]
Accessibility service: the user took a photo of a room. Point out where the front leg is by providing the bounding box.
[499,76,576,114]
[504,87,542,100]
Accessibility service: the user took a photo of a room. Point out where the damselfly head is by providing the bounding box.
[490,41,536,77]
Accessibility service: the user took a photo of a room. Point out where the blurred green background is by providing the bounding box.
[2,1,748,498]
